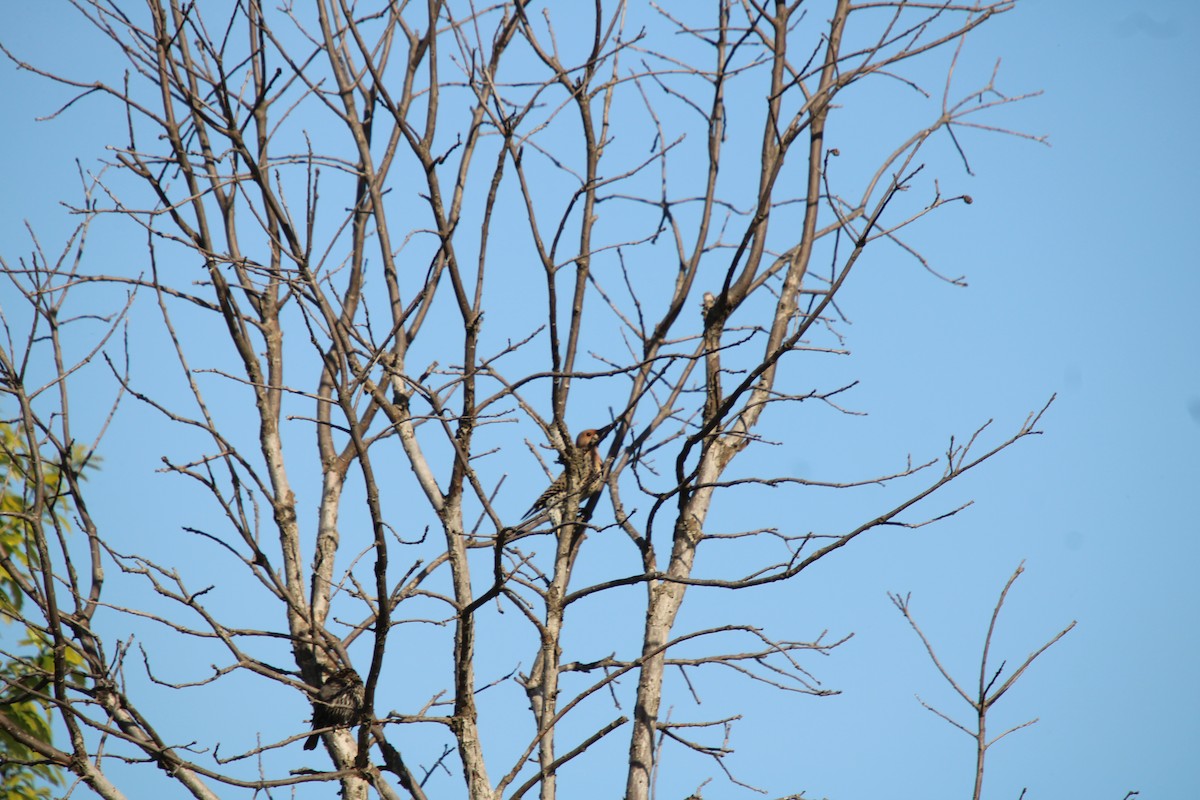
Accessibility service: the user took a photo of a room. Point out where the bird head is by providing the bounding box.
[575,428,603,449]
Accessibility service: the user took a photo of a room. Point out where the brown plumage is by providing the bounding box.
[303,667,364,750]
[522,428,604,520]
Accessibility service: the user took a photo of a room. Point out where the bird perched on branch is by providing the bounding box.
[303,666,365,750]
[522,428,605,524]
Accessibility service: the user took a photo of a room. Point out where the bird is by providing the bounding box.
[522,428,605,523]
[303,666,365,750]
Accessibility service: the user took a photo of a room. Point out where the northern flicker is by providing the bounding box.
[522,428,605,522]
[303,666,364,750]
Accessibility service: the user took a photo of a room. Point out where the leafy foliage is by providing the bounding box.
[0,423,90,800]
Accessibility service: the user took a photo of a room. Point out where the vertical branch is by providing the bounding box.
[890,564,1076,800]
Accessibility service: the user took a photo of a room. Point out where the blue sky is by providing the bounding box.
[1,2,1198,799]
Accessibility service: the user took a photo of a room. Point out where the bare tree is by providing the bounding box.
[0,2,1054,799]
[891,563,1076,800]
